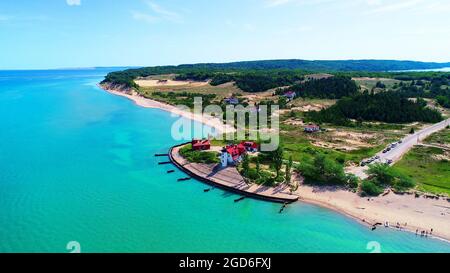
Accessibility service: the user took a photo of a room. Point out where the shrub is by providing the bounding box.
[298,153,347,185]
[346,174,360,189]
[246,168,260,180]
[393,176,415,191]
[361,180,384,196]
[336,155,346,164]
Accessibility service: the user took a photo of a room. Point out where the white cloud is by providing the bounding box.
[132,1,182,23]
[131,11,157,24]
[367,0,424,14]
[66,0,81,6]
[146,1,181,22]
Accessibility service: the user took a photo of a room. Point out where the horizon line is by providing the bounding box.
[1,58,450,71]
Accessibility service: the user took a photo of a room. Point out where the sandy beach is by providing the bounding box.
[295,184,450,242]
[100,84,235,134]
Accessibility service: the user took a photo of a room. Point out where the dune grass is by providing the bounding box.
[392,146,450,196]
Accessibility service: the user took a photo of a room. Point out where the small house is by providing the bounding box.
[283,91,296,101]
[191,139,211,151]
[304,124,320,133]
[224,97,239,105]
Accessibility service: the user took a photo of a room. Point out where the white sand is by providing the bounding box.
[295,184,450,242]
[100,85,234,134]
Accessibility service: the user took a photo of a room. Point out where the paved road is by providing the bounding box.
[348,118,450,179]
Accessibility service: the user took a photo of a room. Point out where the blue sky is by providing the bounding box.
[0,0,449,69]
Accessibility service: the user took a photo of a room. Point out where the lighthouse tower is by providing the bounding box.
[220,148,229,168]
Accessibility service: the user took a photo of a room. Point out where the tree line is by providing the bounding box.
[289,76,359,99]
[306,92,443,125]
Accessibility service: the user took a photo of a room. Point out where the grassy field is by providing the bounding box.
[425,127,450,144]
[279,106,410,165]
[353,77,401,91]
[392,146,450,196]
[139,75,244,100]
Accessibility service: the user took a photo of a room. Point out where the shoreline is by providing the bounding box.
[99,84,235,134]
[294,184,450,243]
[99,83,450,245]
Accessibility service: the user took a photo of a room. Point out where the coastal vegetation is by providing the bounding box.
[391,128,450,196]
[392,146,450,196]
[179,145,220,164]
[362,163,415,196]
[102,60,450,95]
[297,153,357,188]
[238,145,295,187]
[289,76,359,99]
[306,92,443,125]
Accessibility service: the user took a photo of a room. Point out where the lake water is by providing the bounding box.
[394,67,450,72]
[0,68,449,253]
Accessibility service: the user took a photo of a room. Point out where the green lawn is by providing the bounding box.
[392,146,450,196]
[179,144,220,164]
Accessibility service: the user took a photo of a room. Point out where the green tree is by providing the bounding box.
[361,180,384,196]
[278,96,288,109]
[298,153,347,185]
[256,157,261,173]
[285,156,293,183]
[242,153,250,176]
[346,174,359,189]
[272,145,284,178]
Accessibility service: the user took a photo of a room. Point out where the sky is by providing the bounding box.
[0,0,449,69]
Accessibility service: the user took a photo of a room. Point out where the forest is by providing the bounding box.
[306,92,443,125]
[102,59,450,93]
[289,76,358,99]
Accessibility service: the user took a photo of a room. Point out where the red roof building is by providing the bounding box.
[192,139,211,151]
[304,124,320,133]
[226,144,246,161]
[240,141,259,152]
[283,91,296,100]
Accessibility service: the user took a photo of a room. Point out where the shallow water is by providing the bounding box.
[0,68,449,253]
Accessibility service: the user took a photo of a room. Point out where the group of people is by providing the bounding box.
[383,221,434,238]
[366,220,435,239]
[416,228,433,238]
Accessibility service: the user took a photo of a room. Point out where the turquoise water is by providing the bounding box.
[0,69,449,253]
